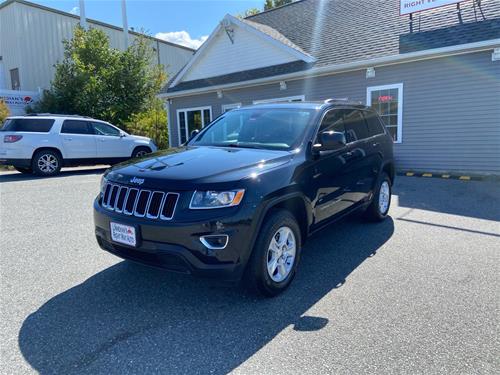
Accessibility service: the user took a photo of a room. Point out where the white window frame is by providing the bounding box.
[176,106,212,145]
[367,83,403,143]
[221,103,242,113]
[253,95,305,105]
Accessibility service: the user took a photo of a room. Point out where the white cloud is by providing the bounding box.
[69,6,79,15]
[155,31,208,49]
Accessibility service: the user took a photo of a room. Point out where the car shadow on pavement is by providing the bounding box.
[18,216,394,375]
[0,167,108,183]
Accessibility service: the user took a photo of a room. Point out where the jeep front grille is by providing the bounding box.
[102,183,178,220]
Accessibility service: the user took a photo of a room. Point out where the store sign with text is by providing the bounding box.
[0,90,39,115]
[400,0,467,15]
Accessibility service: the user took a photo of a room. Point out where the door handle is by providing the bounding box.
[64,137,73,141]
[372,142,380,147]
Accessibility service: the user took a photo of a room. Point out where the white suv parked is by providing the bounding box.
[0,114,157,176]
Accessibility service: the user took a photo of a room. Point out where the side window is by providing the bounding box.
[343,109,369,143]
[92,122,120,136]
[363,111,385,136]
[1,119,54,132]
[61,120,92,135]
[318,109,346,136]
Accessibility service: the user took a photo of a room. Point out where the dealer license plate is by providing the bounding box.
[110,222,137,247]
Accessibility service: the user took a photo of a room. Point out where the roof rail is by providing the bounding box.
[324,98,363,105]
[25,113,92,118]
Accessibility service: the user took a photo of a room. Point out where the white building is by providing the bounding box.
[0,0,194,113]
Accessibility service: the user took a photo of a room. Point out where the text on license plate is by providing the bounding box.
[110,222,137,247]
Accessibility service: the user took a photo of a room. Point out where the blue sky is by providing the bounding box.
[11,0,264,48]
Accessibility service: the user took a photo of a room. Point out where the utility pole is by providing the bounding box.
[121,0,129,48]
[79,0,87,29]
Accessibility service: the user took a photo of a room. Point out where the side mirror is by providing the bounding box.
[120,132,126,138]
[314,131,346,152]
[189,129,200,140]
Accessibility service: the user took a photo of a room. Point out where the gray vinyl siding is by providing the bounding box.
[169,51,500,174]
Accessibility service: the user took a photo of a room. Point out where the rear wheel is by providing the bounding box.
[14,167,33,174]
[243,210,301,297]
[364,172,391,221]
[32,150,62,176]
[132,147,151,159]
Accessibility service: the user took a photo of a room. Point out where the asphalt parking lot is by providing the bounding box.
[1,169,499,375]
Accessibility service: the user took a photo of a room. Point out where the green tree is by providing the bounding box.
[31,26,166,127]
[125,98,168,149]
[238,7,261,18]
[264,0,293,11]
[0,100,9,123]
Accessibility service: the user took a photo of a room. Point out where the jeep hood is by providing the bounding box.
[106,146,294,189]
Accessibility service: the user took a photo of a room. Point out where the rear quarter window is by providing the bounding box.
[1,119,55,132]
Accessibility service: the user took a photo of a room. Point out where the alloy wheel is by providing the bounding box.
[37,154,59,173]
[266,226,296,282]
[378,180,390,214]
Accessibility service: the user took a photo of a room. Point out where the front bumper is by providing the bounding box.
[93,197,258,280]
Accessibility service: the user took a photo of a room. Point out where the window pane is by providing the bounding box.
[192,108,314,150]
[93,122,120,136]
[386,126,397,141]
[319,109,345,135]
[187,110,203,135]
[61,120,91,135]
[179,112,186,143]
[369,86,400,142]
[363,111,385,136]
[343,109,369,142]
[203,109,211,125]
[10,68,20,90]
[1,119,54,132]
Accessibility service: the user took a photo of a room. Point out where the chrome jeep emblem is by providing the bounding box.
[130,176,145,185]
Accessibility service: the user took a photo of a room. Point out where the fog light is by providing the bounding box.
[200,235,229,250]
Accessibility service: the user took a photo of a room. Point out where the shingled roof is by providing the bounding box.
[164,0,500,94]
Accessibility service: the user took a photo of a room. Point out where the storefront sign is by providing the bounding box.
[400,0,467,16]
[0,89,39,116]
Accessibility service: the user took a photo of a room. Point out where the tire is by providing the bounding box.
[243,209,302,297]
[32,150,62,176]
[364,172,392,222]
[14,167,33,174]
[132,147,151,159]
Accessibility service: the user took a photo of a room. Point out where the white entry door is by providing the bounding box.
[177,107,212,144]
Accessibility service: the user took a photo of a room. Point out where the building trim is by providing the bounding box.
[160,38,500,99]
[0,0,195,52]
[367,83,404,144]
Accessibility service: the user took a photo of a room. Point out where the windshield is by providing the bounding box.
[189,108,315,151]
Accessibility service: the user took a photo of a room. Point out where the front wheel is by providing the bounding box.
[243,210,302,297]
[364,172,392,221]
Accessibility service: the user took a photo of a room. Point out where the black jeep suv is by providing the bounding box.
[94,101,394,296]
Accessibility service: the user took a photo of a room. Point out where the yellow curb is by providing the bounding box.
[459,176,471,180]
[406,172,414,176]
[441,174,450,179]
[422,173,433,177]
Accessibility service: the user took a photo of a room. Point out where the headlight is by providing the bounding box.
[100,176,108,197]
[190,190,245,209]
